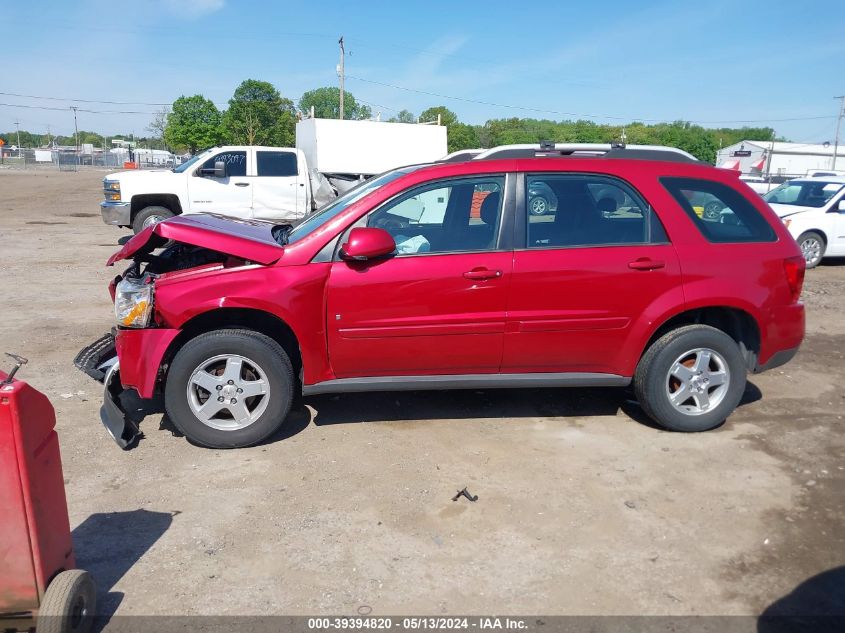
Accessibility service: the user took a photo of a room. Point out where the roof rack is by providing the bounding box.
[438,148,485,163]
[468,143,700,163]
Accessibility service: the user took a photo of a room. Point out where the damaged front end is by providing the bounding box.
[74,333,140,449]
[75,214,287,449]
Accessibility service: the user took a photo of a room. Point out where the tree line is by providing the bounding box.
[2,77,778,163]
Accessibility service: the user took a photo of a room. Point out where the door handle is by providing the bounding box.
[235,182,250,187]
[628,258,665,271]
[463,268,503,280]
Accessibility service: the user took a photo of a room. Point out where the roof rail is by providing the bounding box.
[470,143,700,163]
[438,148,485,163]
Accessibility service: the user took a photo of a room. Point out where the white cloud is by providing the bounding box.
[161,0,225,18]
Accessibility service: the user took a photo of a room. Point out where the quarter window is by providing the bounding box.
[366,176,505,255]
[200,151,246,177]
[257,151,298,177]
[525,174,666,248]
[662,177,776,243]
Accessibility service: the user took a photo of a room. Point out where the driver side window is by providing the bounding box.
[366,176,505,255]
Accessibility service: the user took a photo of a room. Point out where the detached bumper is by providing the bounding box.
[74,332,141,450]
[100,201,131,226]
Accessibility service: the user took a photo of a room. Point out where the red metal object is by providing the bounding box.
[0,369,87,627]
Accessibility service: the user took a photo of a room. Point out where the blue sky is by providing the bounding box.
[1,0,843,142]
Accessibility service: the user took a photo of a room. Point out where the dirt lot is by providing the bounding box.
[0,169,843,622]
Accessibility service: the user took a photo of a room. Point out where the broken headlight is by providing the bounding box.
[114,274,154,328]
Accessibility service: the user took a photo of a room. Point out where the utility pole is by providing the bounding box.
[338,36,345,120]
[833,95,845,170]
[70,106,79,154]
[46,124,52,148]
[14,119,21,152]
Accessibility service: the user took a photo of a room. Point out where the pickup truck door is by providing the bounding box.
[187,150,252,218]
[250,149,303,222]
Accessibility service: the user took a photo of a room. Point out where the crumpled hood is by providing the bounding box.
[767,202,816,219]
[107,213,285,266]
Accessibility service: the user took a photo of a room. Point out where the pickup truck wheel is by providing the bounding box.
[132,206,174,234]
[165,329,294,448]
[634,325,746,432]
[797,231,825,269]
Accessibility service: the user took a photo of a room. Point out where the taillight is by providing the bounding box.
[783,256,805,302]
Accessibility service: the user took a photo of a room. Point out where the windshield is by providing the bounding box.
[286,166,423,245]
[764,180,844,208]
[172,152,207,173]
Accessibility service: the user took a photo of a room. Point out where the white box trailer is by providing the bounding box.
[295,118,448,177]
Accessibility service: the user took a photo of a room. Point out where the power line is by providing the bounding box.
[0,91,172,106]
[0,102,157,115]
[346,74,838,125]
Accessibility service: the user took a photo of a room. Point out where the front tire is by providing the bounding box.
[634,325,746,432]
[797,231,825,269]
[132,205,174,234]
[165,329,294,448]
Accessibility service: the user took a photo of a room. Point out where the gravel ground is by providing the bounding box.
[0,169,842,623]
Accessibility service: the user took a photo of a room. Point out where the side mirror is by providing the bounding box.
[199,160,227,178]
[339,227,395,262]
[838,200,845,212]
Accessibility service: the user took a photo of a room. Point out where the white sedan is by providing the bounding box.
[764,177,845,268]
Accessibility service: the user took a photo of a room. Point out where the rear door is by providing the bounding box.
[503,172,684,375]
[326,175,513,378]
[186,149,252,217]
[251,148,301,221]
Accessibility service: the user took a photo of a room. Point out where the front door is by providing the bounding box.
[503,173,684,374]
[251,149,302,221]
[187,149,252,218]
[828,191,845,255]
[326,175,512,378]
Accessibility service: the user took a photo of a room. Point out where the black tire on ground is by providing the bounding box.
[633,324,747,432]
[38,569,96,633]
[164,329,294,448]
[796,231,825,269]
[132,205,174,234]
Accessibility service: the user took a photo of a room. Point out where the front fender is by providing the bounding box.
[115,328,180,398]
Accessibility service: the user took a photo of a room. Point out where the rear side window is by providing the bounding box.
[525,174,667,248]
[257,151,298,177]
[661,177,776,243]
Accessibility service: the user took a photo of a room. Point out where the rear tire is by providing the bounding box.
[165,329,294,448]
[634,325,746,432]
[797,231,825,269]
[38,569,96,633]
[132,205,174,234]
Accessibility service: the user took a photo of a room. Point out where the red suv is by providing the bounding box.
[76,144,806,449]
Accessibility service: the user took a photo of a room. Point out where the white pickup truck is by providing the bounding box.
[100,118,449,233]
[101,146,317,233]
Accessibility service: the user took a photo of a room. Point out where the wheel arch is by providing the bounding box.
[161,308,303,392]
[796,227,828,245]
[641,305,762,372]
[130,193,183,223]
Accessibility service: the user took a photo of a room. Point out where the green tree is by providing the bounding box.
[298,86,372,120]
[222,79,296,146]
[446,122,480,152]
[419,106,458,127]
[164,95,222,153]
[388,109,416,123]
